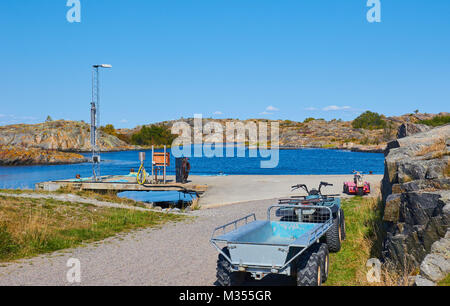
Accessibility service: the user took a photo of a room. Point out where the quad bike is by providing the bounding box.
[276,182,346,252]
[343,171,370,196]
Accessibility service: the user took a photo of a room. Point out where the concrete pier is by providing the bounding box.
[35,175,208,196]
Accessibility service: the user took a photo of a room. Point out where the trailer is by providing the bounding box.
[211,204,337,286]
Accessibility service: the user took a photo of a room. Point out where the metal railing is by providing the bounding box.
[211,213,257,241]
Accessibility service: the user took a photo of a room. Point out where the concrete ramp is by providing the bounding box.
[191,175,383,208]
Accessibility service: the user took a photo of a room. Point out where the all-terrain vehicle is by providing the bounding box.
[277,182,346,252]
[343,171,370,196]
[211,183,346,286]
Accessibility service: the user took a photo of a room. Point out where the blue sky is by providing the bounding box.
[0,0,449,128]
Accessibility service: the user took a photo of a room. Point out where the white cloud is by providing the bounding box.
[0,114,38,125]
[305,107,318,111]
[322,105,351,111]
[266,105,279,112]
[259,111,272,115]
[213,111,223,115]
[120,119,128,123]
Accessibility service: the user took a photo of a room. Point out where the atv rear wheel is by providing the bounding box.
[296,253,322,286]
[339,208,346,241]
[315,243,329,283]
[216,248,248,286]
[325,214,342,252]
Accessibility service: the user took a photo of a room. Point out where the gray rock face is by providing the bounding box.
[415,230,450,285]
[414,275,436,286]
[397,123,431,139]
[420,254,450,282]
[381,125,450,268]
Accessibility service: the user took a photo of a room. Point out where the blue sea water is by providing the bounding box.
[0,147,384,203]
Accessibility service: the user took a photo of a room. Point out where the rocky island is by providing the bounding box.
[0,120,136,166]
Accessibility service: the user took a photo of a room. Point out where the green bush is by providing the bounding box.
[303,117,315,123]
[131,125,176,146]
[352,111,386,130]
[419,115,450,127]
[100,124,118,137]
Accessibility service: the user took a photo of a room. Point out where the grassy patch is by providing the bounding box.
[324,196,413,286]
[415,139,446,157]
[418,115,450,127]
[0,195,186,262]
[0,188,146,208]
[438,273,450,286]
[324,197,383,286]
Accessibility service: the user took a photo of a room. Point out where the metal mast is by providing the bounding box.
[90,64,112,181]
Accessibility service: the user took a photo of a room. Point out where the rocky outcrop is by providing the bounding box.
[0,145,87,165]
[414,229,450,286]
[397,123,431,139]
[381,125,450,269]
[0,120,136,152]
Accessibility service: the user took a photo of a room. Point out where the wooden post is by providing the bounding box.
[152,146,154,182]
[163,145,166,184]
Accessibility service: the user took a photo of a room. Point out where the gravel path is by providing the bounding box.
[0,198,279,286]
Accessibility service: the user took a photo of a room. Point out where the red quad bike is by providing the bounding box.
[343,171,370,196]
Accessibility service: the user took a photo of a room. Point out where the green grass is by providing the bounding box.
[0,195,187,262]
[438,273,450,286]
[324,196,386,286]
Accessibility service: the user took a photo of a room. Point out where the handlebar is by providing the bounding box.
[292,182,333,195]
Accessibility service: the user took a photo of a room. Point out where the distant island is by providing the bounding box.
[0,111,448,165]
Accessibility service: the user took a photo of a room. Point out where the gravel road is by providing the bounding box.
[0,198,282,286]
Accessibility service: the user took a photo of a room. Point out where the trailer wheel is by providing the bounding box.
[316,243,329,283]
[340,208,346,241]
[296,253,322,286]
[216,248,247,286]
[325,214,342,252]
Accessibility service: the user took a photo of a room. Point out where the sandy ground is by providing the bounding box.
[0,175,382,286]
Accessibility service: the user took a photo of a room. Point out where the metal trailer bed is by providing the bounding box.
[211,205,332,279]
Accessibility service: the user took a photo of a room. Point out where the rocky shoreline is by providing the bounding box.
[0,146,88,166]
